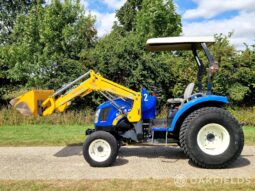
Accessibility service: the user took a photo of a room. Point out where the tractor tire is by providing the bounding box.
[179,107,244,168]
[83,131,118,167]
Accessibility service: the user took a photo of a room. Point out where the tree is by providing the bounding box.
[0,0,45,104]
[155,33,255,106]
[1,0,96,94]
[238,45,255,105]
[205,34,255,105]
[115,0,142,32]
[82,0,182,107]
[0,0,43,45]
[135,0,182,38]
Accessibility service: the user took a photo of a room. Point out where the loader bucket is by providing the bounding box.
[10,90,54,116]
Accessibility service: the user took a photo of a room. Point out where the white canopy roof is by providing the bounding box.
[146,36,215,51]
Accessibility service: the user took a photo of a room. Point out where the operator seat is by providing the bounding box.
[167,83,195,106]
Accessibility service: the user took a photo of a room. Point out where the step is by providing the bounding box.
[151,127,169,132]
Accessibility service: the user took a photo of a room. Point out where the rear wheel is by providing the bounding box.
[179,107,244,168]
[83,131,118,167]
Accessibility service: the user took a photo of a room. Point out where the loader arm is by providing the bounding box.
[11,70,142,122]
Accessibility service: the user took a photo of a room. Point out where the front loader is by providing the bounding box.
[11,36,244,168]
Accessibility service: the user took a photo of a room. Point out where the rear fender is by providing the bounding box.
[169,95,229,132]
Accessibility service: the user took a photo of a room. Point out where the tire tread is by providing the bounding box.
[179,107,244,169]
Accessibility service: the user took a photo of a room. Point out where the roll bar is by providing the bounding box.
[192,43,217,95]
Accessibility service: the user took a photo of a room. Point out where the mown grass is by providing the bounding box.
[0,124,254,146]
[0,105,254,146]
[243,126,255,145]
[0,179,254,191]
[0,125,91,146]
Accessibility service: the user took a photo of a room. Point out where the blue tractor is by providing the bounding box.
[83,36,244,168]
[11,36,244,169]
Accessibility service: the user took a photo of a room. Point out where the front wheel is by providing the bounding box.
[179,107,244,168]
[83,131,118,167]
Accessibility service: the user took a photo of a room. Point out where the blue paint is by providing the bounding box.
[95,98,132,127]
[95,89,156,127]
[151,127,168,132]
[141,89,157,120]
[168,95,229,131]
[95,90,228,133]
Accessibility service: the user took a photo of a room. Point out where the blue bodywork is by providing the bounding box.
[95,89,156,127]
[141,89,157,120]
[168,95,228,131]
[95,88,228,132]
[95,98,132,127]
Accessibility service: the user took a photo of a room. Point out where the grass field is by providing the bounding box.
[0,124,254,146]
[0,124,91,146]
[0,179,254,191]
[243,126,255,145]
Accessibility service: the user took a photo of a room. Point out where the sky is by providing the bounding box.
[82,0,255,50]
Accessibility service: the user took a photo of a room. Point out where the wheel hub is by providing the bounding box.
[88,139,111,162]
[206,133,215,142]
[97,146,103,152]
[197,123,230,155]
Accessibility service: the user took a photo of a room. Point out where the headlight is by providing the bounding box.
[94,109,100,123]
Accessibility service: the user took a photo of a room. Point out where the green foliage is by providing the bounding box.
[82,0,182,106]
[1,0,96,91]
[211,34,255,105]
[167,33,255,105]
[166,52,198,97]
[135,0,182,38]
[228,83,250,102]
[0,0,254,108]
[83,32,174,104]
[115,0,142,32]
[0,0,43,45]
[228,107,255,126]
[0,0,45,102]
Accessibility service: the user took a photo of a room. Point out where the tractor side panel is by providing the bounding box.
[169,95,229,131]
[95,98,132,129]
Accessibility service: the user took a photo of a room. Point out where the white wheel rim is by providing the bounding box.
[88,139,111,162]
[197,123,230,155]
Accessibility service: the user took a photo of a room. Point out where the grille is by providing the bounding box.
[99,107,111,121]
